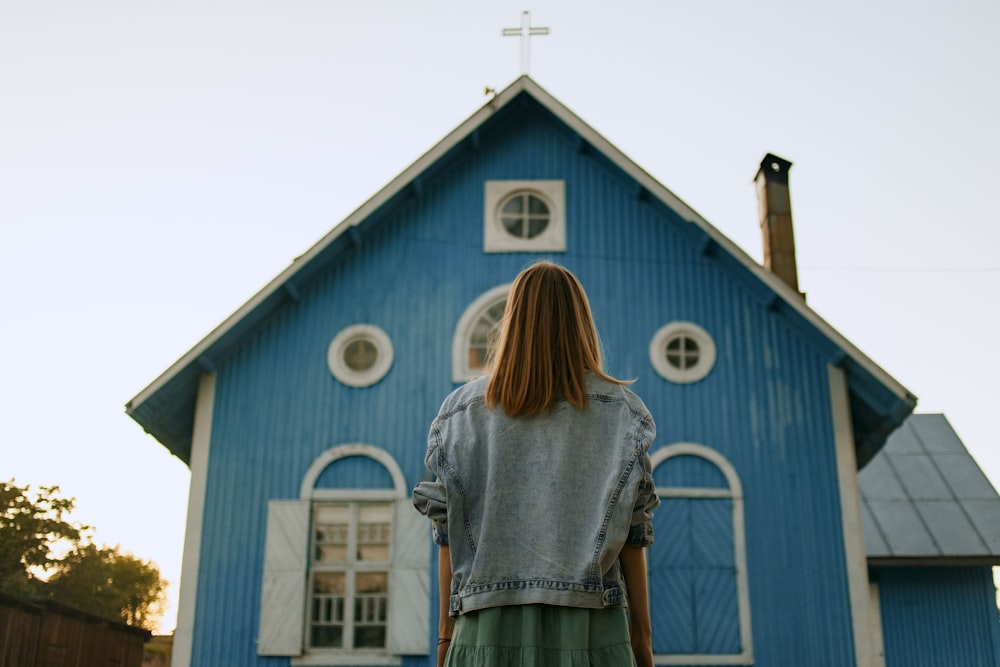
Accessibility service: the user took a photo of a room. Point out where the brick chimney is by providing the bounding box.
[755,153,801,295]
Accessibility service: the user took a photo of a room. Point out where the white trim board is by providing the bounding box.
[829,364,876,667]
[171,372,216,667]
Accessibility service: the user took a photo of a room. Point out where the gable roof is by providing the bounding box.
[126,75,916,464]
[860,413,1000,564]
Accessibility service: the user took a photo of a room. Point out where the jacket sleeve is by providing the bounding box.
[411,422,450,546]
[626,411,659,547]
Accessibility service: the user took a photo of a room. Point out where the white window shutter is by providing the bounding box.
[258,499,310,656]
[387,498,431,655]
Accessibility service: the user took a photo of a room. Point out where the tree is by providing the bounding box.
[0,479,167,630]
[0,479,85,597]
[47,543,167,629]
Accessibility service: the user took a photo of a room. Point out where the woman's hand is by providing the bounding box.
[629,628,654,667]
[620,545,653,667]
[437,638,451,667]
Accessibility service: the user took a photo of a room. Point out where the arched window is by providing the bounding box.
[258,445,429,664]
[648,443,753,664]
[451,284,509,383]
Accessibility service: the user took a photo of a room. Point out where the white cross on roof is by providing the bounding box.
[502,11,550,75]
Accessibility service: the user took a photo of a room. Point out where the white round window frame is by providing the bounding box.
[650,321,716,384]
[327,324,394,388]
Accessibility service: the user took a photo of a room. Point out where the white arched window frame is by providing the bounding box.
[451,284,510,383]
[258,444,429,665]
[649,443,753,665]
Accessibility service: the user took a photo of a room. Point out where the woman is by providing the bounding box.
[413,261,658,667]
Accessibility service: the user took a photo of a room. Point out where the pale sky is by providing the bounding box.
[2,0,998,634]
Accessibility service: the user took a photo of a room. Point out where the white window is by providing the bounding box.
[484,180,566,253]
[308,502,391,650]
[327,324,394,388]
[648,444,752,665]
[452,284,509,383]
[650,322,716,384]
[258,444,429,665]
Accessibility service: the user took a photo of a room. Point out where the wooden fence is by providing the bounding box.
[0,592,150,667]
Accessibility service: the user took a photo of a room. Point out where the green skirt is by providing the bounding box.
[443,605,637,667]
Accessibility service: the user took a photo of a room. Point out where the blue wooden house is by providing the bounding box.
[127,77,1000,667]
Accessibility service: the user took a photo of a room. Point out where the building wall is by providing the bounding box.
[187,102,858,665]
[876,566,1000,667]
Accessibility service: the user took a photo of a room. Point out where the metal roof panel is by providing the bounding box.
[914,500,988,555]
[909,413,967,453]
[960,500,1000,553]
[866,500,940,556]
[857,454,907,501]
[860,413,1000,562]
[889,454,953,501]
[861,500,891,557]
[931,454,999,500]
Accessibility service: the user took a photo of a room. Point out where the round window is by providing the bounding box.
[327,325,394,387]
[650,322,716,384]
[499,191,550,239]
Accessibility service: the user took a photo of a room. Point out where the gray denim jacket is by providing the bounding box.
[412,374,659,616]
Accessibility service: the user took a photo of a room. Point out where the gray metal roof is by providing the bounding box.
[860,413,1000,563]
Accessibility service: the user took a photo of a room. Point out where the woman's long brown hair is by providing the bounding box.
[485,261,628,416]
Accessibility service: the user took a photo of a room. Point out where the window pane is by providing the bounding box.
[357,505,392,561]
[311,573,346,648]
[468,299,506,371]
[312,625,344,648]
[314,504,349,563]
[311,594,345,623]
[355,625,387,648]
[501,196,524,214]
[527,195,549,215]
[486,302,506,321]
[343,338,378,372]
[502,217,525,237]
[354,572,389,648]
[470,318,495,346]
[468,345,488,369]
[527,217,548,237]
[356,571,388,594]
[313,572,346,595]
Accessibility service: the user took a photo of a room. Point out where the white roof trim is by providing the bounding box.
[128,75,914,413]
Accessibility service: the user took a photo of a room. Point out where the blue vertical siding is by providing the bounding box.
[189,102,861,666]
[877,566,1000,667]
